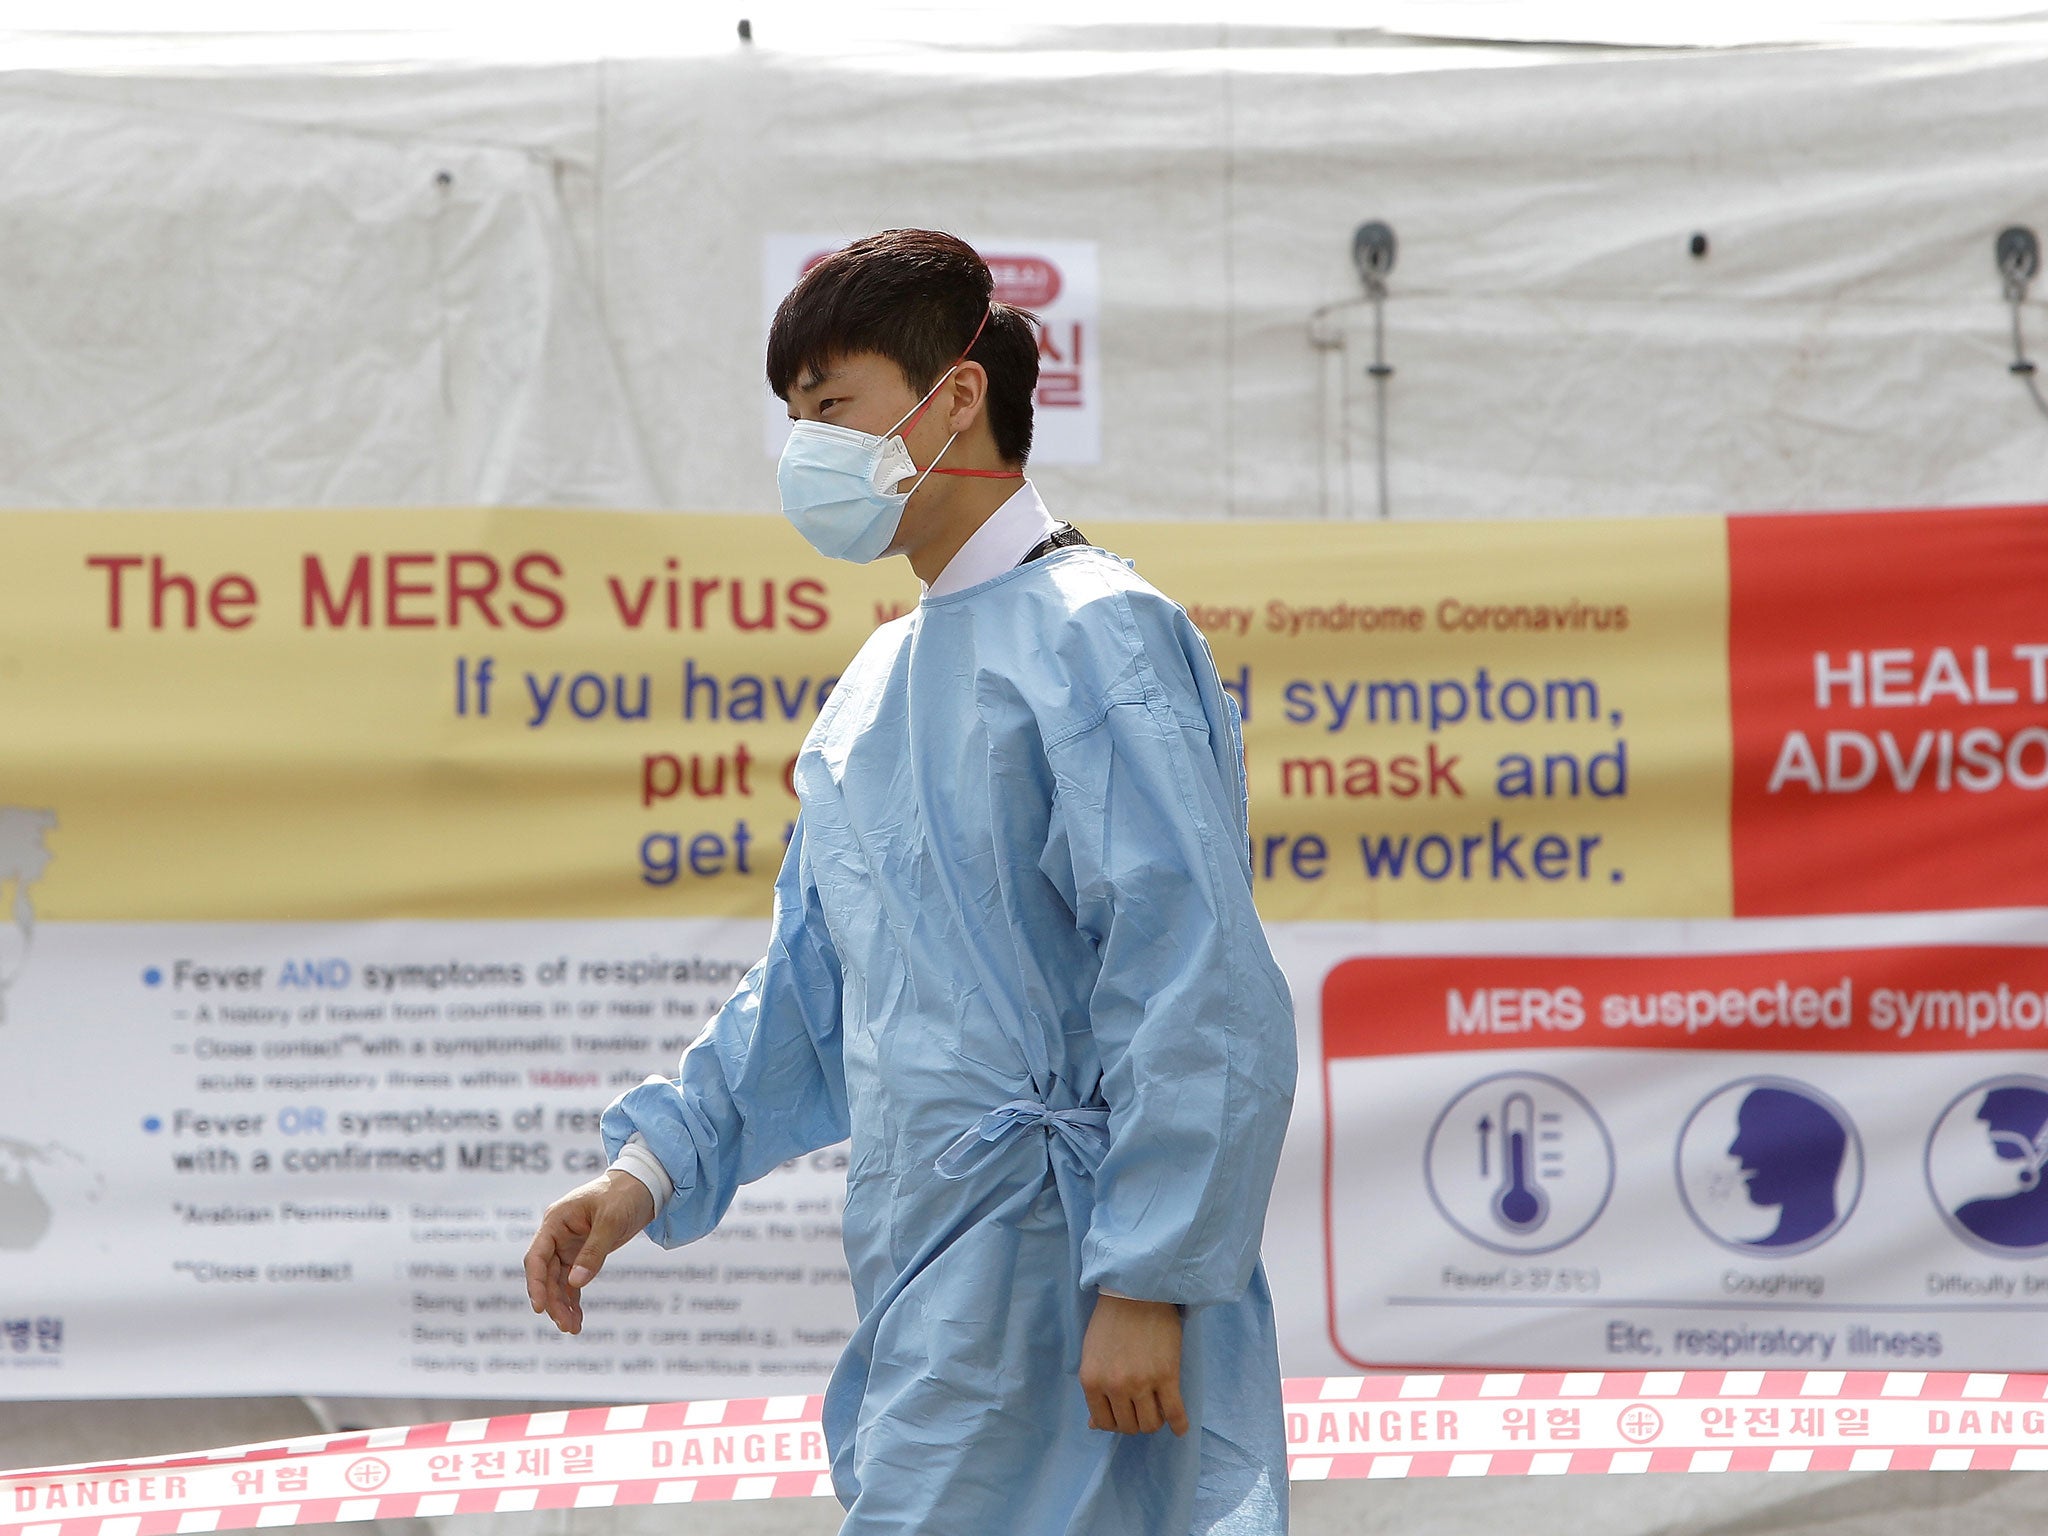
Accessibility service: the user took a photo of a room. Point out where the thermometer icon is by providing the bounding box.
[1427,1072,1610,1254]
[1488,1092,1550,1234]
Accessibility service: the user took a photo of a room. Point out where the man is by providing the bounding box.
[525,229,1296,1533]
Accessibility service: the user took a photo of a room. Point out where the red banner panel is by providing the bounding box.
[1728,506,2048,917]
[1322,945,2048,1058]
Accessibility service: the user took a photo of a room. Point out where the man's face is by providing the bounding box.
[783,350,966,555]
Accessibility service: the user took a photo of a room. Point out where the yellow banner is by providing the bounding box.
[0,509,1729,922]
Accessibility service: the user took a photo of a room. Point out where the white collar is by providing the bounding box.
[922,480,1060,600]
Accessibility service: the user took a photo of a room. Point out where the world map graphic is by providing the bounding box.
[0,806,60,1250]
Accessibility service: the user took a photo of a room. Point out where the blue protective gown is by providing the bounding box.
[601,546,1298,1534]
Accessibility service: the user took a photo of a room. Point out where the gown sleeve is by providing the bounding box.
[599,816,850,1249]
[1039,601,1297,1308]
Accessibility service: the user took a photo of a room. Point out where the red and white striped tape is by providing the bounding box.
[1283,1369,2048,1480]
[7,1371,2047,1534]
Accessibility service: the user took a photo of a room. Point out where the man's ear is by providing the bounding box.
[941,361,990,437]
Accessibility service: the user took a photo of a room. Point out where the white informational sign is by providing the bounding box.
[0,919,856,1401]
[760,236,1100,465]
[14,913,2048,1400]
[1288,913,2048,1377]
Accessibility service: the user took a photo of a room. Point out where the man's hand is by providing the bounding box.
[524,1169,655,1335]
[1079,1293,1189,1436]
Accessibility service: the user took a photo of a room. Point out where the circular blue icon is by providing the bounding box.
[143,967,163,987]
[1423,1072,1615,1255]
[1926,1075,2048,1259]
[1676,1077,1862,1257]
[142,1116,162,1134]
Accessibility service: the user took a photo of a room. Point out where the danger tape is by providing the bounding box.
[2,1396,832,1536]
[1283,1369,2048,1479]
[7,1371,2048,1533]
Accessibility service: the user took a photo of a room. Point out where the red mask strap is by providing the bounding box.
[957,303,991,360]
[906,304,1025,479]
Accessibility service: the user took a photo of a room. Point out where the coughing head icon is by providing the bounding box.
[1728,1087,1848,1248]
[1678,1078,1862,1257]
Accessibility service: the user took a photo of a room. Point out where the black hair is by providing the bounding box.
[766,228,1038,466]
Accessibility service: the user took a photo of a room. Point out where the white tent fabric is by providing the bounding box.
[6,21,2048,522]
[0,84,652,507]
[5,17,2048,1533]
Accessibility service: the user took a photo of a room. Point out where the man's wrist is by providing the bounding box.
[607,1136,672,1214]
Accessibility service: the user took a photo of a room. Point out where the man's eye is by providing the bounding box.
[818,398,840,413]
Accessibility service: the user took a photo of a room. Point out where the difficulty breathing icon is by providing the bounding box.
[1953,1085,2048,1250]
[1481,1092,1559,1235]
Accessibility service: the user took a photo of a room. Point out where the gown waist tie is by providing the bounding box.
[933,1099,1111,1181]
